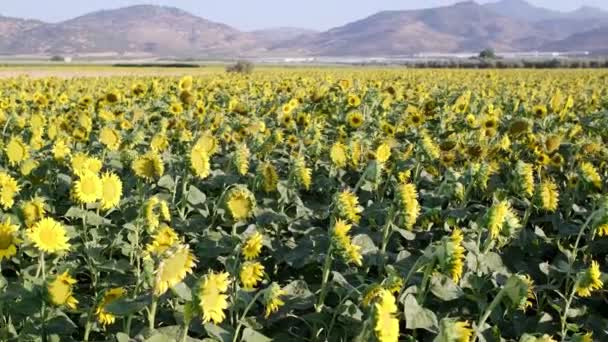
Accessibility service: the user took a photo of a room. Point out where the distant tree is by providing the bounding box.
[226,60,254,74]
[50,55,65,62]
[479,48,497,59]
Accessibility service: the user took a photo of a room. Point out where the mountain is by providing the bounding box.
[251,27,318,45]
[0,15,45,51]
[278,1,549,56]
[483,0,561,22]
[4,5,257,56]
[541,26,608,52]
[1,2,608,57]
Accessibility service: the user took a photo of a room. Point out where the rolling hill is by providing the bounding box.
[0,1,607,57]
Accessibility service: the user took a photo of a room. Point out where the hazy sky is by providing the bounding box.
[1,0,607,31]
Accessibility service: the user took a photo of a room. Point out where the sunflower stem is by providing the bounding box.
[40,252,46,281]
[416,258,435,304]
[560,279,580,341]
[83,317,93,341]
[148,297,158,330]
[379,207,395,273]
[474,286,506,342]
[316,244,334,313]
[232,290,265,342]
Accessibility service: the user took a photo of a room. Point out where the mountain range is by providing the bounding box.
[1,0,607,57]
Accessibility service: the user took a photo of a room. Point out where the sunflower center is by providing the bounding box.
[81,178,98,196]
[39,226,58,246]
[229,195,252,219]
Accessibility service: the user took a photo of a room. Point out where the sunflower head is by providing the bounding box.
[47,271,78,310]
[198,271,231,324]
[225,186,256,221]
[73,171,103,205]
[0,218,21,261]
[154,244,197,296]
[27,217,70,254]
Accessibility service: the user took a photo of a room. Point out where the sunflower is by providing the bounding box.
[169,102,183,115]
[264,283,286,317]
[154,244,197,296]
[198,271,230,324]
[144,197,171,233]
[240,261,265,290]
[233,144,250,176]
[516,161,535,198]
[537,180,559,212]
[397,183,420,230]
[47,271,78,310]
[145,225,179,256]
[21,197,46,227]
[71,153,102,175]
[330,142,348,168]
[575,260,603,297]
[336,190,363,223]
[579,162,601,189]
[487,201,509,240]
[347,94,361,107]
[190,146,211,179]
[100,172,122,210]
[27,217,71,254]
[0,218,20,261]
[373,289,399,342]
[242,231,264,260]
[332,219,363,266]
[376,143,391,163]
[260,162,278,193]
[532,104,548,117]
[52,139,71,161]
[73,171,103,204]
[5,136,30,165]
[96,288,127,327]
[346,111,364,128]
[20,159,39,176]
[132,152,164,181]
[99,127,121,151]
[0,172,20,209]
[448,229,465,283]
[225,186,256,221]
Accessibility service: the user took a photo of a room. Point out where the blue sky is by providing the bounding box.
[1,0,606,31]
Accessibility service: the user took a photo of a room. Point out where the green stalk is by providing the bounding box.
[416,259,436,304]
[40,252,46,281]
[560,279,580,341]
[474,287,507,342]
[379,207,395,272]
[148,297,158,330]
[232,290,265,342]
[316,244,334,313]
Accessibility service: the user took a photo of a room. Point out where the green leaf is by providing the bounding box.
[402,295,438,332]
[430,274,463,301]
[187,185,207,205]
[171,282,192,301]
[105,294,152,315]
[204,323,234,342]
[116,333,131,342]
[241,328,272,342]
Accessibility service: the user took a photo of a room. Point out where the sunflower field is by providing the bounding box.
[0,69,607,342]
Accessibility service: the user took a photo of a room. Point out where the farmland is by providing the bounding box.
[0,68,607,341]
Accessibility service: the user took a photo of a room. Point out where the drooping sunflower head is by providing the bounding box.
[242,231,263,260]
[259,162,278,193]
[335,189,363,224]
[373,289,399,342]
[47,271,78,310]
[225,186,256,221]
[96,287,127,327]
[198,271,231,324]
[263,283,285,318]
[154,244,197,296]
[99,126,122,151]
[239,261,265,290]
[146,224,179,257]
[0,172,20,210]
[330,142,348,168]
[0,218,20,261]
[27,217,70,254]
